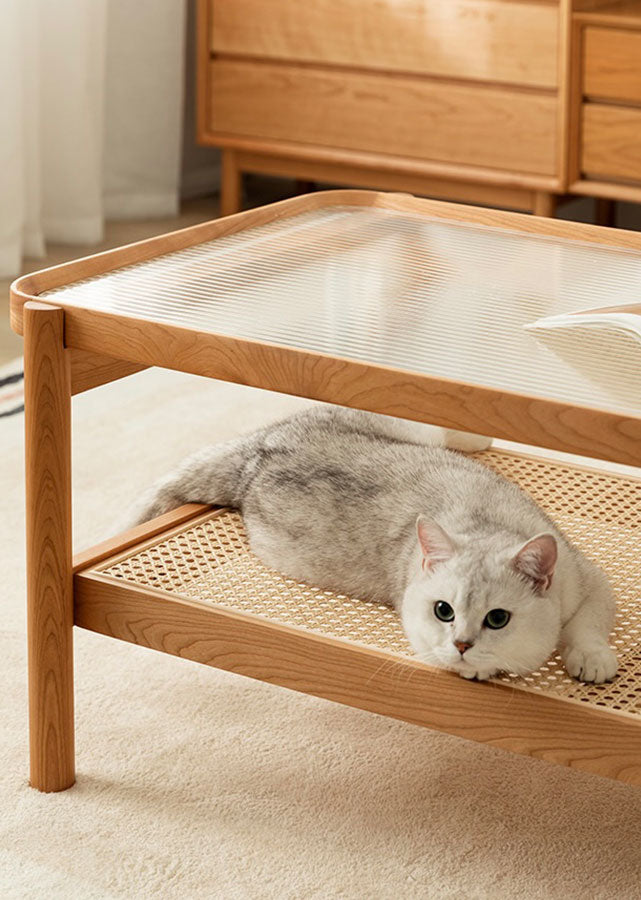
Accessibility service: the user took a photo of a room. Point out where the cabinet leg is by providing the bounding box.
[295,179,317,195]
[24,302,75,792]
[220,149,242,217]
[533,192,557,218]
[595,197,616,228]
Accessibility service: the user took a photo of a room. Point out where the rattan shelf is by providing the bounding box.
[72,447,641,786]
[10,190,641,792]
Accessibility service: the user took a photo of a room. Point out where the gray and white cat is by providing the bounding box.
[130,406,617,684]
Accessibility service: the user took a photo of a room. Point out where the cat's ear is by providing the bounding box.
[512,533,557,593]
[416,516,456,571]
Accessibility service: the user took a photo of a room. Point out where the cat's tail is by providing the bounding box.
[126,436,250,527]
[345,409,492,452]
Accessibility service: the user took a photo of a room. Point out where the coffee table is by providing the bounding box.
[10,191,641,793]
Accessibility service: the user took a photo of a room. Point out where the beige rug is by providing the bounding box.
[2,368,641,899]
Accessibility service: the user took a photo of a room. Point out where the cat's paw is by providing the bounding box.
[562,645,617,683]
[458,665,495,682]
[443,430,493,453]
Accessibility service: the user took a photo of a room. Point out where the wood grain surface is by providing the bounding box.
[209,59,558,176]
[54,304,641,468]
[24,302,75,792]
[72,503,212,574]
[74,573,641,787]
[575,1,641,30]
[69,349,146,395]
[235,150,534,211]
[568,178,641,203]
[584,26,641,103]
[220,148,242,217]
[582,104,641,183]
[211,0,559,88]
[206,135,561,191]
[557,1,580,187]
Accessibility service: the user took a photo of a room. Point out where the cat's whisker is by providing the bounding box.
[366,655,417,690]
[414,653,441,671]
[367,651,443,693]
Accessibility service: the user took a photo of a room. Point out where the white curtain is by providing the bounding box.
[0,0,187,278]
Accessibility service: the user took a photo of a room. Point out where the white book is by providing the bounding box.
[525,310,641,410]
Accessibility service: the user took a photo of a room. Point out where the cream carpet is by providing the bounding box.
[2,368,641,899]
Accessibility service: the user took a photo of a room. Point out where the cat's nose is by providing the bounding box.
[454,640,473,655]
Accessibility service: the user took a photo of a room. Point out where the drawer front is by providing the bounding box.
[583,27,641,104]
[211,0,558,89]
[582,104,641,182]
[209,61,557,176]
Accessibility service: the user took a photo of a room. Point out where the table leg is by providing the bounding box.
[24,302,75,792]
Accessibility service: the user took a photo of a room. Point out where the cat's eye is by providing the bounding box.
[434,601,455,623]
[484,609,511,630]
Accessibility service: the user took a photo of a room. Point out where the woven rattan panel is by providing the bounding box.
[100,451,641,716]
[42,205,641,414]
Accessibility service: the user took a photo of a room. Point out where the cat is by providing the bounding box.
[129,406,618,684]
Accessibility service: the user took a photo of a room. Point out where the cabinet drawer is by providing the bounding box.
[584,27,641,104]
[211,0,558,88]
[209,60,557,176]
[582,104,641,182]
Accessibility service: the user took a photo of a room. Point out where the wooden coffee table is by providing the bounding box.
[10,191,641,793]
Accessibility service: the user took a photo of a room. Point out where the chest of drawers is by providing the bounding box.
[197,1,641,219]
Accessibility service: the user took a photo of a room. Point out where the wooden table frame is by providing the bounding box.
[10,191,641,793]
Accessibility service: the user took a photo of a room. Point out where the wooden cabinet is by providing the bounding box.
[197,0,641,217]
[574,8,641,204]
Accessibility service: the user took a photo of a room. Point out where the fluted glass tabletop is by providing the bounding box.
[42,204,641,414]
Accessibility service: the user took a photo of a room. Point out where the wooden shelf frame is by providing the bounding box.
[72,501,641,789]
[10,191,641,792]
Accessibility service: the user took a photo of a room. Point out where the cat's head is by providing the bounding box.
[401,516,561,680]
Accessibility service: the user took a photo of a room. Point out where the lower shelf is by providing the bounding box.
[74,448,641,785]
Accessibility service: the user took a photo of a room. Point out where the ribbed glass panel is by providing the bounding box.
[42,205,641,413]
